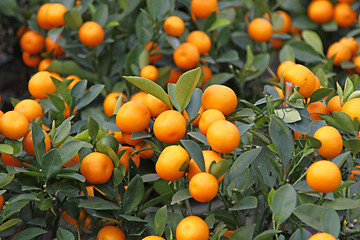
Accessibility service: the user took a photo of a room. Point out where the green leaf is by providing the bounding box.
[229,196,257,211]
[171,189,191,205]
[253,230,282,240]
[309,88,334,103]
[203,72,233,88]
[123,175,144,213]
[59,140,91,165]
[41,149,62,180]
[216,50,239,63]
[57,172,86,182]
[273,108,301,123]
[209,159,231,180]
[0,218,22,231]
[271,184,297,226]
[79,197,121,210]
[76,84,104,110]
[88,117,99,139]
[302,31,324,56]
[93,4,108,26]
[146,0,171,20]
[244,45,254,69]
[64,9,82,30]
[293,204,325,231]
[57,227,75,240]
[323,198,360,210]
[208,18,230,31]
[124,76,172,109]
[185,88,202,120]
[138,49,149,69]
[9,194,39,203]
[12,227,47,240]
[139,192,172,212]
[230,224,255,240]
[51,77,72,108]
[289,229,312,240]
[321,208,340,238]
[0,144,13,154]
[279,45,295,63]
[0,0,18,16]
[168,83,180,111]
[47,60,98,83]
[288,41,323,63]
[175,68,202,112]
[2,200,29,221]
[181,140,204,172]
[344,139,360,154]
[343,77,354,102]
[155,205,167,236]
[230,148,262,177]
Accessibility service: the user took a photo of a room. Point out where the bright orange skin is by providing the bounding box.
[327,95,342,113]
[38,59,53,71]
[191,0,218,19]
[153,110,187,143]
[307,0,334,24]
[188,150,224,182]
[103,92,127,117]
[223,230,234,238]
[116,101,151,133]
[342,98,360,123]
[273,10,292,33]
[182,106,204,127]
[97,226,126,240]
[65,75,82,89]
[28,71,57,99]
[45,36,64,57]
[22,52,40,67]
[0,111,29,140]
[80,152,114,184]
[14,99,43,122]
[198,109,225,135]
[144,41,162,64]
[143,93,171,118]
[339,37,359,57]
[307,101,328,121]
[269,38,284,50]
[20,30,44,55]
[313,77,321,92]
[37,3,53,29]
[1,153,21,167]
[354,55,360,74]
[155,145,189,181]
[142,236,165,240]
[167,69,183,84]
[277,61,296,79]
[112,131,126,145]
[201,84,237,116]
[327,42,352,66]
[176,216,209,240]
[140,65,159,82]
[118,146,140,172]
[283,64,317,98]
[189,172,218,202]
[207,120,240,154]
[273,86,284,99]
[334,3,356,28]
[199,65,213,88]
[64,152,80,167]
[134,142,154,159]
[306,160,342,193]
[350,165,360,181]
[173,43,200,70]
[314,126,343,159]
[23,130,51,157]
[248,18,273,42]
[130,92,147,103]
[0,195,4,209]
[164,16,185,37]
[308,233,336,240]
[186,31,212,55]
[78,21,105,47]
[122,132,144,146]
[46,3,67,27]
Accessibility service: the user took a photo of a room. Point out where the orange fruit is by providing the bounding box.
[306,160,342,193]
[354,55,360,74]
[201,84,237,116]
[167,69,183,84]
[314,126,343,159]
[46,3,67,27]
[22,52,40,67]
[0,195,4,210]
[188,150,224,182]
[142,236,165,240]
[116,101,151,133]
[16,24,28,39]
[155,145,189,181]
[140,65,159,82]
[23,129,51,156]
[112,131,126,145]
[144,41,162,64]
[173,43,200,70]
[327,95,342,113]
[28,71,57,99]
[223,230,234,238]
[207,120,240,154]
[283,64,317,98]
[38,59,53,71]
[277,60,296,79]
[97,226,126,240]
[247,18,273,42]
[308,233,336,240]
[164,16,185,37]
[37,3,53,30]
[153,110,187,143]
[182,106,204,126]
[20,30,44,55]
[45,36,64,57]
[61,211,80,230]
[293,130,306,140]
[269,38,284,50]
[189,172,218,202]
[273,10,292,33]
[1,153,21,167]
[0,111,29,139]
[350,165,360,181]
[78,21,105,47]
[14,99,43,122]
[118,146,140,172]
[313,77,321,92]
[339,37,359,57]
[50,72,62,81]
[80,152,114,184]
[327,42,352,66]
[191,0,218,19]
[198,109,225,135]
[65,75,82,89]
[307,101,328,121]
[334,3,356,28]
[186,31,212,55]
[199,65,212,88]
[307,0,334,24]
[103,92,127,117]
[176,216,209,240]
[130,91,147,103]
[122,132,144,146]
[143,93,171,118]
[64,152,80,167]
[134,142,154,159]
[273,86,284,99]
[341,98,360,123]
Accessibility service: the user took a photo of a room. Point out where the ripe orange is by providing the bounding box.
[191,0,218,19]
[103,92,127,117]
[247,18,273,42]
[112,131,126,145]
[46,3,67,27]
[273,86,284,99]
[0,195,4,209]
[283,64,317,98]
[20,30,44,55]
[269,38,284,50]
[65,75,82,89]
[134,142,154,159]
[308,233,336,240]
[313,77,321,92]
[1,153,21,167]
[189,172,218,202]
[176,216,209,240]
[293,131,306,140]
[45,36,64,57]
[339,37,359,57]
[341,98,360,123]
[28,71,57,99]
[223,230,234,238]
[140,65,159,82]
[327,95,342,113]
[198,109,225,135]
[327,42,352,66]
[182,106,204,126]
[307,0,334,24]
[277,60,296,79]
[97,226,126,240]
[164,16,185,37]
[78,21,105,47]
[307,101,328,121]
[273,10,292,33]
[14,99,43,122]
[199,65,212,88]
[38,58,53,71]
[0,111,29,139]
[155,145,189,181]
[314,126,343,159]
[130,91,147,103]
[23,129,51,156]
[354,55,360,74]
[22,52,40,67]
[80,152,114,184]
[173,43,200,70]
[350,165,360,181]
[118,146,140,172]
[207,120,240,153]
[64,152,80,167]
[306,160,342,193]
[201,84,237,116]
[142,236,165,240]
[334,3,356,28]
[186,31,212,55]
[188,150,224,182]
[116,101,151,133]
[167,69,183,84]
[37,3,53,30]
[144,41,162,64]
[153,110,187,143]
[122,132,144,146]
[143,93,171,118]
